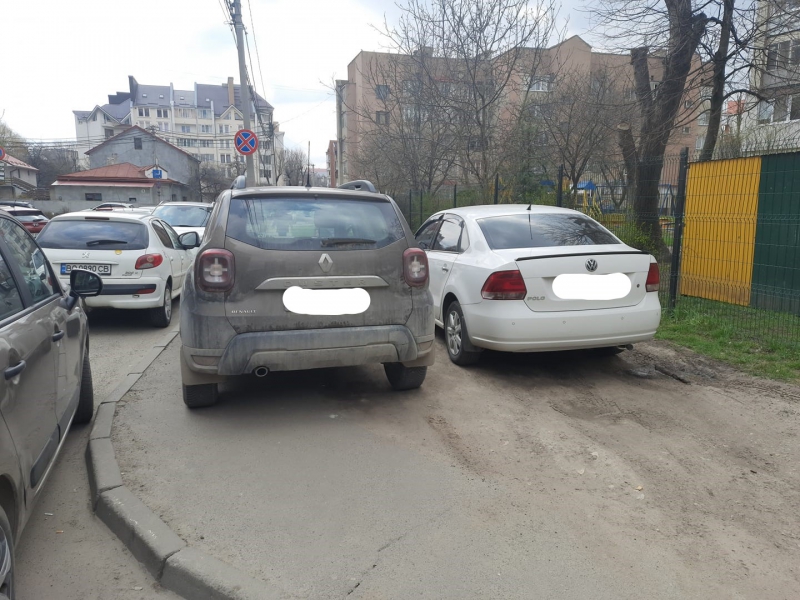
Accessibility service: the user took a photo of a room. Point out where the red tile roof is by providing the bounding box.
[1,154,38,171]
[55,162,180,185]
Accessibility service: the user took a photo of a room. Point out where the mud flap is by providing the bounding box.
[180,347,228,386]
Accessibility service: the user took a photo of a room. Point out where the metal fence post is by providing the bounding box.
[419,190,424,227]
[556,164,564,207]
[453,184,457,208]
[668,148,689,310]
[408,190,412,226]
[494,173,500,204]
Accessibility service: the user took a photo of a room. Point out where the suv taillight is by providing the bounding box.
[481,270,527,300]
[403,248,428,287]
[135,253,163,269]
[197,249,235,292]
[646,262,660,293]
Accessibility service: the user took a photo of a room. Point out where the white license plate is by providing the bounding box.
[282,286,370,315]
[61,263,112,276]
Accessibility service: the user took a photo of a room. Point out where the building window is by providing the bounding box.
[767,41,790,71]
[695,135,705,150]
[198,109,211,119]
[223,139,231,148]
[528,77,550,92]
[757,100,775,124]
[85,193,102,202]
[158,122,170,132]
[791,95,800,120]
[138,108,150,117]
[682,126,691,134]
[376,111,390,125]
[177,138,194,147]
[375,85,390,100]
[180,125,192,133]
[219,124,230,134]
[684,100,692,109]
[700,87,712,101]
[105,129,115,139]
[171,194,177,201]
[200,139,213,148]
[200,154,214,162]
[128,197,137,203]
[237,124,244,130]
[177,108,194,119]
[698,111,709,126]
[157,109,169,118]
[220,154,232,163]
[134,137,143,150]
[200,124,212,133]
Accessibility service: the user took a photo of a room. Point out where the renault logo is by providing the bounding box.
[585,259,598,272]
[318,253,333,273]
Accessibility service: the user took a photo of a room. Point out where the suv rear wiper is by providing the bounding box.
[321,238,376,246]
[86,239,129,246]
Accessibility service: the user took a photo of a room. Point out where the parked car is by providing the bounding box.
[0,200,34,209]
[0,209,103,599]
[0,207,49,235]
[92,202,134,210]
[36,211,195,327]
[415,205,662,365]
[152,201,213,242]
[179,179,434,408]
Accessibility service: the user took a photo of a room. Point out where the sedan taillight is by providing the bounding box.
[135,253,164,269]
[646,262,660,293]
[403,248,428,287]
[481,270,527,300]
[197,249,235,292]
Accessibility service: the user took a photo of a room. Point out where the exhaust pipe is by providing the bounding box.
[253,366,269,377]
[623,344,633,351]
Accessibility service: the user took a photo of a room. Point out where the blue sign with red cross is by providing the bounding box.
[0,147,5,161]
[234,129,259,155]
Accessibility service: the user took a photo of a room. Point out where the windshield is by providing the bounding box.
[226,197,405,250]
[477,213,621,250]
[37,220,150,250]
[153,204,212,228]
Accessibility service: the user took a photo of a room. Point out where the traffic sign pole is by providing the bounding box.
[232,0,256,188]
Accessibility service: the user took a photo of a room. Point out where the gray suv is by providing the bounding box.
[179,180,435,408]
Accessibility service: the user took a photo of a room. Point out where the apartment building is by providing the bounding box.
[742,0,800,150]
[74,76,285,185]
[336,36,707,185]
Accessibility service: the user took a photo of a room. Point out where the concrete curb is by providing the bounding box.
[85,328,285,600]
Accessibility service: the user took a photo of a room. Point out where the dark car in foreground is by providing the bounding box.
[0,207,49,236]
[179,179,435,407]
[0,210,102,599]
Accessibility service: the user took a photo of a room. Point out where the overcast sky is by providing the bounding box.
[1,0,589,167]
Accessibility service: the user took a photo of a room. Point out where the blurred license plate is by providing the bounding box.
[61,264,111,276]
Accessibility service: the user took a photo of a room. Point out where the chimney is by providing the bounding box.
[227,77,235,107]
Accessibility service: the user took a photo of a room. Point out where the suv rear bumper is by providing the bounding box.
[182,325,434,380]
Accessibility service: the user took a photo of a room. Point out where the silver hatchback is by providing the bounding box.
[179,180,435,407]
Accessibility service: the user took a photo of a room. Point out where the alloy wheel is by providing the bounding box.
[446,309,462,357]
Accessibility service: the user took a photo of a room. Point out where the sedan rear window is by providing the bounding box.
[37,220,149,250]
[477,213,620,250]
[153,204,212,228]
[226,197,405,250]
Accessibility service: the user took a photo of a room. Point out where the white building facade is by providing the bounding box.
[74,76,285,185]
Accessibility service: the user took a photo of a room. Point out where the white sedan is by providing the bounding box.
[37,211,199,327]
[415,205,662,365]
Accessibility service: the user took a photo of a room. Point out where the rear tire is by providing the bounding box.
[150,283,172,328]
[0,505,15,600]
[74,350,94,425]
[444,301,481,366]
[182,383,218,408]
[384,364,427,391]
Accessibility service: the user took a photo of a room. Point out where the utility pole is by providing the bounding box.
[231,0,255,187]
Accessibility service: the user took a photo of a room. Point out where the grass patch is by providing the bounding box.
[656,296,800,382]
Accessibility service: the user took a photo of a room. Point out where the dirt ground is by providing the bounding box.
[113,335,800,599]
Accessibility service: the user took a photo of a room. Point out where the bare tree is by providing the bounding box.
[345,0,559,200]
[283,147,308,186]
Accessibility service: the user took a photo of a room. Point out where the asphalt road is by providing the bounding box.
[15,304,182,600]
[112,334,800,599]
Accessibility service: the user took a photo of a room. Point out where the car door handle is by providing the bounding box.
[442,265,449,271]
[52,330,65,342]
[5,360,26,380]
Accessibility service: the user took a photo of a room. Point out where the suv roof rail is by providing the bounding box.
[231,175,247,190]
[337,180,377,193]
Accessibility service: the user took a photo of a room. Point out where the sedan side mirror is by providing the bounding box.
[418,240,429,250]
[70,269,103,297]
[179,231,200,249]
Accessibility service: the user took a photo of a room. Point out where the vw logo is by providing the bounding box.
[318,253,333,273]
[585,259,598,272]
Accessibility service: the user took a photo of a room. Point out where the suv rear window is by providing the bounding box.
[477,213,620,250]
[226,197,405,250]
[37,219,150,250]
